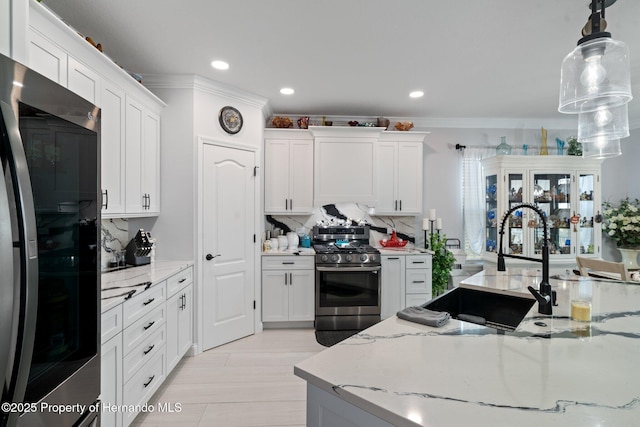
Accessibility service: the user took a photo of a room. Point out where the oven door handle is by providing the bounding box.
[316,266,381,272]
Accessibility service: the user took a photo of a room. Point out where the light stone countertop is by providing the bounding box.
[294,269,640,426]
[101,260,193,313]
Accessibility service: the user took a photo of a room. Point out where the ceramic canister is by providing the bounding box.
[287,231,299,249]
[277,235,288,250]
[270,237,279,251]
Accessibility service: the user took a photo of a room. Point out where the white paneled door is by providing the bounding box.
[202,144,256,350]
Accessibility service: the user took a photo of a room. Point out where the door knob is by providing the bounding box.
[206,253,221,261]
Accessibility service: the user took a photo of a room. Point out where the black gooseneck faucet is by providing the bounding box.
[496,203,557,315]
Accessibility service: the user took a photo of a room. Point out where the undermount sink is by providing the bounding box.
[423,286,536,332]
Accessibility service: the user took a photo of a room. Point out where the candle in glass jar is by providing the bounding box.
[429,209,437,221]
[436,218,442,230]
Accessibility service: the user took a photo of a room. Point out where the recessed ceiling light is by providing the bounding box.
[409,91,424,98]
[211,60,229,70]
[280,88,295,95]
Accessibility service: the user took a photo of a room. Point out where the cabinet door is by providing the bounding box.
[315,138,376,203]
[143,110,160,213]
[288,270,314,321]
[576,171,599,256]
[67,56,101,104]
[165,291,181,373]
[101,81,126,215]
[178,284,194,358]
[531,171,572,259]
[396,142,422,214]
[381,256,405,319]
[101,334,122,427]
[262,271,289,322]
[28,29,67,86]
[375,141,397,214]
[288,140,314,213]
[264,139,291,213]
[0,0,8,57]
[125,96,144,213]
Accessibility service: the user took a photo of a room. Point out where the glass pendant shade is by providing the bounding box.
[558,37,632,114]
[581,138,622,159]
[577,103,629,142]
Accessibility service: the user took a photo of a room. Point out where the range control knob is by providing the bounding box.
[320,255,329,263]
[345,255,353,262]
[359,254,368,262]
[331,254,340,263]
[369,254,377,262]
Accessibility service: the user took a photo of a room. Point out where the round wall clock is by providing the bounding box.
[218,106,243,134]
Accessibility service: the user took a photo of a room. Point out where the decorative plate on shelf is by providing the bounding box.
[219,106,243,134]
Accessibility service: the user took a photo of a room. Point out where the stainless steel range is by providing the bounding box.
[313,225,381,331]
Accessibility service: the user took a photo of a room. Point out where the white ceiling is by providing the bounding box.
[42,0,640,126]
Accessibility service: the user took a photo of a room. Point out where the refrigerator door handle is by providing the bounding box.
[0,112,14,412]
[0,101,40,416]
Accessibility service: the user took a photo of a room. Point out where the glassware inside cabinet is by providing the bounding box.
[532,172,572,255]
[578,173,596,254]
[507,173,523,254]
[486,174,498,253]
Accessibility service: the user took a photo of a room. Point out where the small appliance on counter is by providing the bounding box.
[125,228,154,266]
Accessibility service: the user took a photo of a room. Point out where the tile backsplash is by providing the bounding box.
[266,203,423,247]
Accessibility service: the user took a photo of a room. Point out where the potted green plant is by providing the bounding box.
[429,233,456,296]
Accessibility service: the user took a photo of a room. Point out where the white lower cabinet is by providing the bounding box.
[381,254,432,319]
[166,282,193,373]
[101,306,123,427]
[404,254,432,307]
[381,255,405,319]
[262,256,315,323]
[100,265,194,427]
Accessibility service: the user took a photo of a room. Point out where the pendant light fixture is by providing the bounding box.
[559,0,632,114]
[580,138,622,159]
[558,0,632,158]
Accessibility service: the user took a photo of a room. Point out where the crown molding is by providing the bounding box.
[143,74,269,109]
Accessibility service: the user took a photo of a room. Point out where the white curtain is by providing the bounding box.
[462,147,494,256]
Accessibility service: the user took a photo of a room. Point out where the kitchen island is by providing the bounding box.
[294,270,640,426]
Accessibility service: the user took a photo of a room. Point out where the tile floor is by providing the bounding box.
[131,329,325,427]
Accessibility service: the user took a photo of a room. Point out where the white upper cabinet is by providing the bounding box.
[375,132,426,215]
[310,127,384,204]
[125,96,160,216]
[67,56,101,104]
[264,130,314,214]
[26,1,165,218]
[101,80,126,215]
[28,28,67,86]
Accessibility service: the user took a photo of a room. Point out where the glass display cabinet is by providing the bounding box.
[482,156,602,266]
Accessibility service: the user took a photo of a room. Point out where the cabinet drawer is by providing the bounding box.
[405,269,432,294]
[167,266,193,298]
[122,305,165,356]
[123,323,166,384]
[123,282,166,328]
[406,255,432,269]
[262,256,314,270]
[406,293,431,307]
[101,305,123,344]
[122,349,165,426]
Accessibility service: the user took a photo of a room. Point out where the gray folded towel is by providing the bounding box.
[397,306,451,328]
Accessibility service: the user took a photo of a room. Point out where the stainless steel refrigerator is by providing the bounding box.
[1,53,101,427]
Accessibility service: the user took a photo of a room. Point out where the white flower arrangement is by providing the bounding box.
[602,197,640,248]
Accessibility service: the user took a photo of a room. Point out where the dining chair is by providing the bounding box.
[576,256,629,281]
